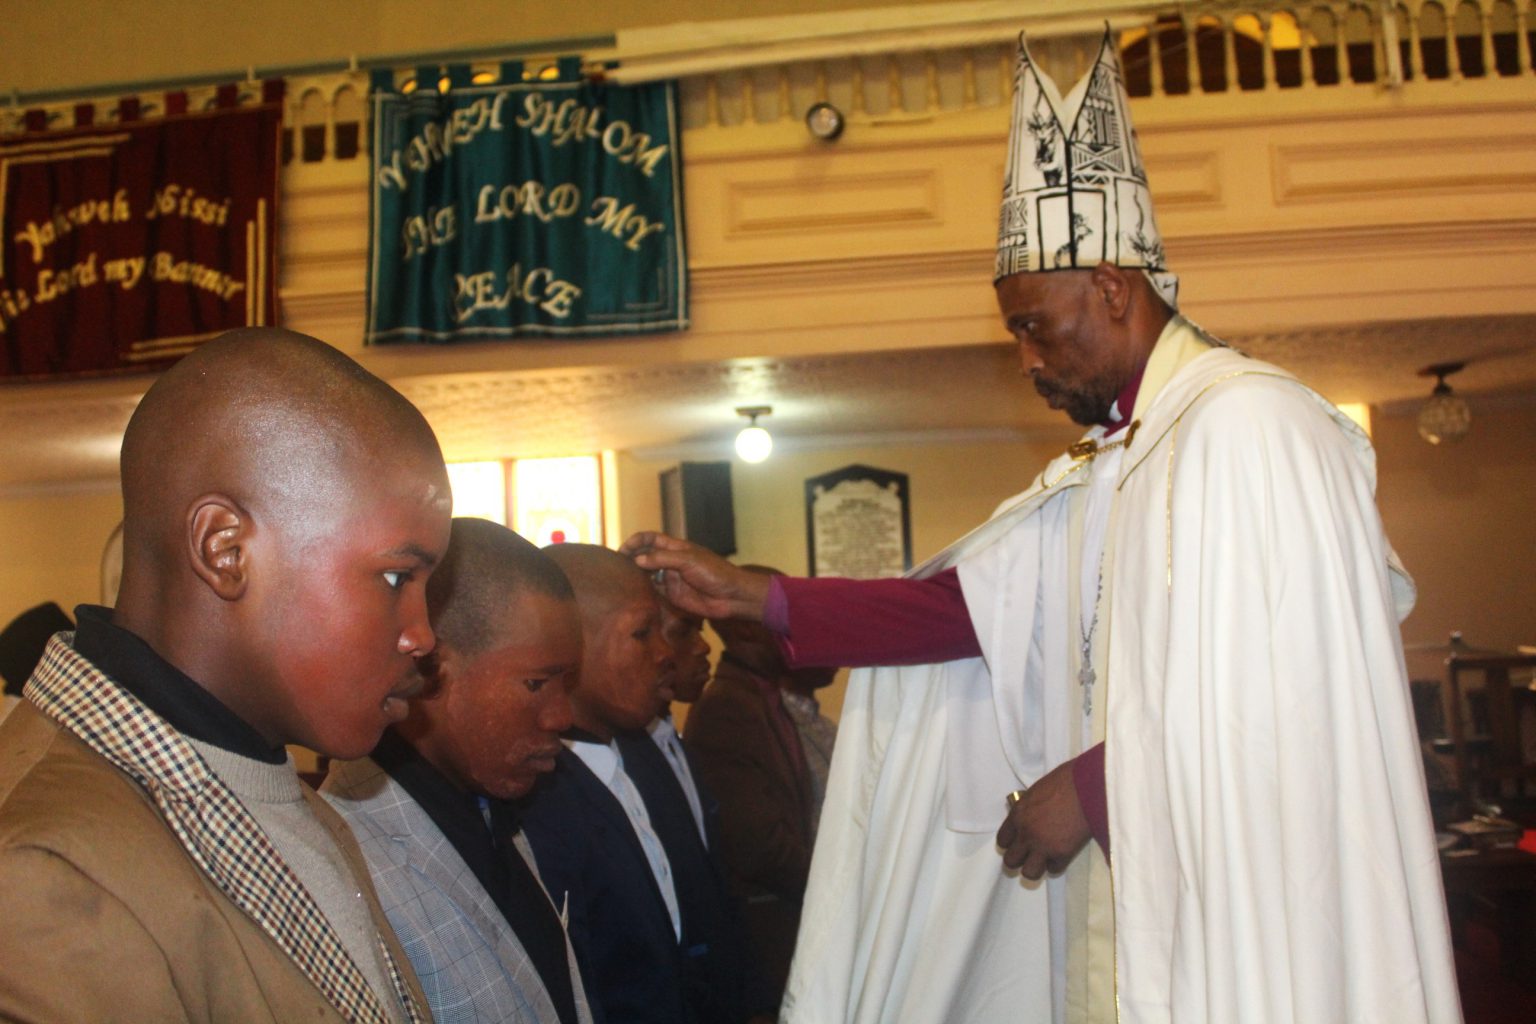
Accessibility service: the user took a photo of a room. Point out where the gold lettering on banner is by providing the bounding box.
[401,206,458,261]
[102,255,147,290]
[375,89,670,195]
[34,253,100,303]
[599,121,668,178]
[12,189,132,264]
[474,181,582,224]
[144,184,231,226]
[151,251,246,300]
[516,95,669,178]
[517,95,604,147]
[378,94,510,192]
[452,264,582,322]
[0,284,34,333]
[585,196,667,251]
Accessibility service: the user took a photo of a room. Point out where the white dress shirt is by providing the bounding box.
[568,736,682,939]
[647,716,707,847]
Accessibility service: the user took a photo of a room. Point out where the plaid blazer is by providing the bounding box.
[323,756,595,1024]
[0,634,431,1024]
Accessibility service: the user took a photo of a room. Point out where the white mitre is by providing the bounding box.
[996,29,1179,309]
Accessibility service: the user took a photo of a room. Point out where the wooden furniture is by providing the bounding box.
[1444,654,1536,812]
[1441,846,1536,983]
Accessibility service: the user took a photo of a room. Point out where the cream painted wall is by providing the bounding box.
[618,432,1075,724]
[1375,400,1536,682]
[4,407,1533,726]
[620,406,1536,727]
[618,435,1074,574]
[4,0,982,94]
[0,488,121,631]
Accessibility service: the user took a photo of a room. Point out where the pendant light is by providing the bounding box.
[734,406,773,463]
[1416,362,1470,446]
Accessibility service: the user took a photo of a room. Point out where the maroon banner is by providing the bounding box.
[1,88,281,380]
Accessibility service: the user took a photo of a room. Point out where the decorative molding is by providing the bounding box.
[629,426,1068,462]
[606,1,1155,84]
[1144,150,1223,208]
[1272,134,1536,204]
[1168,217,1536,264]
[279,288,367,319]
[691,248,987,293]
[725,168,942,237]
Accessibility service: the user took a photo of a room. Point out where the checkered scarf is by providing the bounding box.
[23,635,428,1024]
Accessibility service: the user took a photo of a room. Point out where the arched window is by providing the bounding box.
[1343,3,1377,83]
[1195,15,1228,91]
[1395,4,1416,80]
[332,86,364,161]
[1154,14,1192,94]
[1232,13,1269,89]
[1489,0,1521,75]
[1455,0,1488,76]
[297,88,328,163]
[1119,26,1154,97]
[1309,5,1342,84]
[1419,2,1452,79]
[1270,10,1307,87]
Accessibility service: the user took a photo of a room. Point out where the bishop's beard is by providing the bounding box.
[1033,373,1118,427]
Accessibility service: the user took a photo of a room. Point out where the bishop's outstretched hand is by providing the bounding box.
[619,531,773,622]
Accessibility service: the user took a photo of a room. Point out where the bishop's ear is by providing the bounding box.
[1091,262,1133,319]
[188,497,249,600]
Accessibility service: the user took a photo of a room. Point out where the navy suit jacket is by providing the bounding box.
[616,732,771,1024]
[519,748,694,1024]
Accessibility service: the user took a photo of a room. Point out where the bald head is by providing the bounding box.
[543,543,652,618]
[110,327,453,757]
[428,518,575,656]
[543,543,673,738]
[121,328,441,576]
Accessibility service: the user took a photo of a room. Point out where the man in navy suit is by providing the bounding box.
[616,594,776,1024]
[520,544,694,1024]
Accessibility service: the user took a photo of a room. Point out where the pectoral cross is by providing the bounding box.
[1079,663,1095,717]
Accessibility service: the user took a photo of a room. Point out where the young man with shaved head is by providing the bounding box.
[617,589,778,1024]
[517,542,698,1024]
[324,517,596,1024]
[0,328,449,1023]
[636,595,712,850]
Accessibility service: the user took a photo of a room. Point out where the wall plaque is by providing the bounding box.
[805,464,911,579]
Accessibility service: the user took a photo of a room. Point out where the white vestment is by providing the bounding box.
[782,317,1462,1024]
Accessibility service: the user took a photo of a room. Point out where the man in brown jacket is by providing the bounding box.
[0,329,449,1023]
[684,566,818,1002]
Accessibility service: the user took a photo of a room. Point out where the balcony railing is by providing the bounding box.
[2,2,1531,161]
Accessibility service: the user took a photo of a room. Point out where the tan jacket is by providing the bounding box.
[0,699,431,1023]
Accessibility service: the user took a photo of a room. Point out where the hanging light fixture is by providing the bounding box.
[1416,362,1470,445]
[734,405,773,463]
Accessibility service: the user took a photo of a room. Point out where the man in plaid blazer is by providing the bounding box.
[326,519,596,1024]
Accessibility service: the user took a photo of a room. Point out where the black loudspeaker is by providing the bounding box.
[659,461,736,556]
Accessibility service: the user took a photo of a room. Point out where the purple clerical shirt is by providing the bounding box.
[759,369,1147,858]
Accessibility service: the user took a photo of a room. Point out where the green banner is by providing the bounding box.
[366,64,687,343]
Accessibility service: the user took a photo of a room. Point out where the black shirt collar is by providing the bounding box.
[72,604,285,764]
[372,729,577,1024]
[371,729,498,877]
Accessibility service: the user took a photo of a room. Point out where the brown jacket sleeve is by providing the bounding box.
[684,677,814,901]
